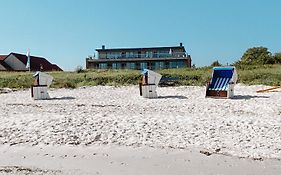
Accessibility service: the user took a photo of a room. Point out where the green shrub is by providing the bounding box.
[1,65,281,89]
[75,65,85,73]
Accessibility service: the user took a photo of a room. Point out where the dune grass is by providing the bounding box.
[0,64,281,89]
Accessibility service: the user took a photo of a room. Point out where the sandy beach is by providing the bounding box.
[1,85,281,174]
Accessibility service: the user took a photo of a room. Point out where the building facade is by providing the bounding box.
[86,43,191,70]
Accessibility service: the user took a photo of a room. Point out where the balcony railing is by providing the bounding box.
[98,52,187,59]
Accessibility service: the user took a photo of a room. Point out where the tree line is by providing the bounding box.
[211,47,281,67]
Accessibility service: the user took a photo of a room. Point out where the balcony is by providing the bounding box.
[99,52,188,60]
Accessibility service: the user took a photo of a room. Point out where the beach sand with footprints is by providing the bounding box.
[0,85,281,174]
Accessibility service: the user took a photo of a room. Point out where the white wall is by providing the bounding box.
[4,55,27,71]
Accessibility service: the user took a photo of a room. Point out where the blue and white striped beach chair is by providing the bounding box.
[206,67,237,98]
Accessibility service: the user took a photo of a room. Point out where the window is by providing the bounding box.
[99,63,108,69]
[116,63,121,69]
[126,52,130,58]
[169,61,185,68]
[145,51,149,58]
[109,52,120,59]
[158,50,169,58]
[112,63,117,69]
[153,51,157,58]
[149,52,153,58]
[129,52,134,58]
[138,51,141,58]
[140,62,147,70]
[149,62,156,70]
[155,62,164,69]
[126,63,136,69]
[121,52,125,58]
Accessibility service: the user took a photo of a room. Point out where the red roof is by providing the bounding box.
[0,55,7,61]
[9,52,63,71]
[51,64,63,71]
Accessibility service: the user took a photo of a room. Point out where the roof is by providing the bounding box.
[51,64,63,71]
[213,67,236,78]
[0,60,12,70]
[0,55,11,70]
[96,46,186,52]
[213,66,235,71]
[9,52,63,71]
[0,55,7,61]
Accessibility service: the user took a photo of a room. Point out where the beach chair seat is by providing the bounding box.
[31,85,50,100]
[141,84,157,98]
[206,67,237,98]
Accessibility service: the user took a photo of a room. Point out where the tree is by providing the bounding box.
[239,47,274,65]
[273,53,281,64]
[75,65,85,73]
[210,60,222,67]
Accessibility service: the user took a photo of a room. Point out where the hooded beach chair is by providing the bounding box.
[31,71,53,100]
[206,67,237,98]
[139,69,162,98]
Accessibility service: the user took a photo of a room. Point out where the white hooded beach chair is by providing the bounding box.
[139,69,162,98]
[206,67,237,98]
[31,71,53,100]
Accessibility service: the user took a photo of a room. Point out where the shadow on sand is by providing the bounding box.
[49,97,76,100]
[232,95,269,100]
[158,95,188,99]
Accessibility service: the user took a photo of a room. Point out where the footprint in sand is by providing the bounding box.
[102,153,109,157]
[60,154,68,158]
[120,162,127,166]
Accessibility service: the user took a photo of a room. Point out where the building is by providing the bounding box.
[0,52,62,71]
[86,43,191,70]
[0,55,12,71]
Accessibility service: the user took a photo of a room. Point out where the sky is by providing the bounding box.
[0,0,281,71]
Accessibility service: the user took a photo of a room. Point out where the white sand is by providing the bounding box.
[0,85,281,174]
[0,145,281,175]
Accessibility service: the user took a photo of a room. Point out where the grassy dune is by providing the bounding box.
[0,65,281,89]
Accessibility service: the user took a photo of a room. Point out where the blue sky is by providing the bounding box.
[0,0,281,71]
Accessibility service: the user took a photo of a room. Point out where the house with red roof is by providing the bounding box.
[0,53,62,71]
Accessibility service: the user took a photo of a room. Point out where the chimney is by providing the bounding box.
[180,43,183,47]
[102,45,105,50]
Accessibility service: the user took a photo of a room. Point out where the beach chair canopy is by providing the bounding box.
[208,67,237,91]
[141,69,162,86]
[33,71,53,87]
